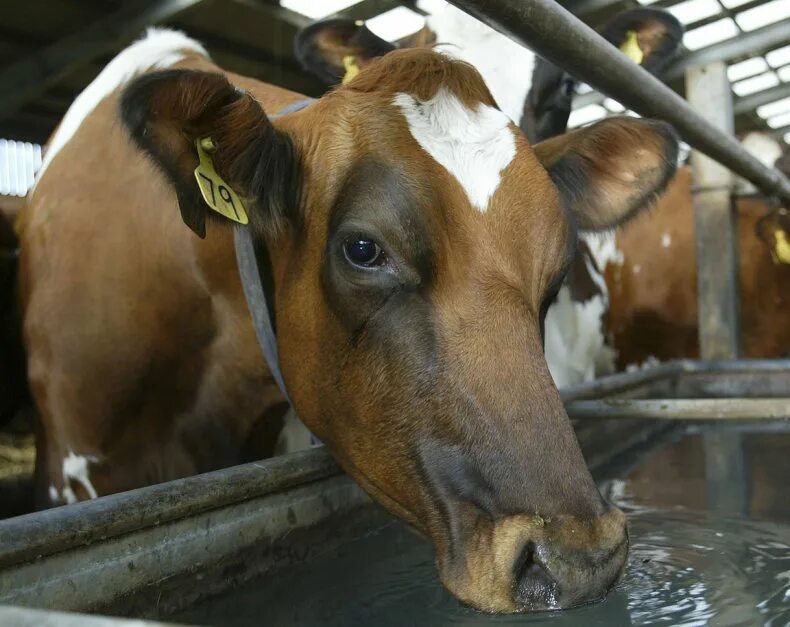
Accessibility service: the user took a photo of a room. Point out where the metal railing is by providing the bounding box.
[445,0,790,204]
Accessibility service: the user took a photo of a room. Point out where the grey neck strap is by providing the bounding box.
[233,98,314,405]
[234,226,290,403]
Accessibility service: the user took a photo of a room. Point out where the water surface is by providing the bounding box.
[176,428,790,626]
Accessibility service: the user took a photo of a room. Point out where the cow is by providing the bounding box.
[606,164,790,366]
[295,4,683,388]
[19,29,679,612]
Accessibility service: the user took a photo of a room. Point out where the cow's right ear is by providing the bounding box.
[294,18,395,85]
[120,69,297,238]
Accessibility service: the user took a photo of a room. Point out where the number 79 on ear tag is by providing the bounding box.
[194,137,249,224]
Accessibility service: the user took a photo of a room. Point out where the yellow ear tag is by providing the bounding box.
[774,229,790,264]
[620,31,644,65]
[342,55,360,84]
[194,137,248,224]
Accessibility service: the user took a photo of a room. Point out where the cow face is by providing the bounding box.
[121,50,677,613]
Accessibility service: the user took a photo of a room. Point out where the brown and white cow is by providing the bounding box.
[606,165,790,366]
[20,29,679,612]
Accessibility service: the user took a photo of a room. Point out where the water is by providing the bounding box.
[175,428,790,626]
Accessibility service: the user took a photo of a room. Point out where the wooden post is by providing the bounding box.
[685,62,740,360]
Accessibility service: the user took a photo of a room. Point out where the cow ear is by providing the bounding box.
[120,69,297,238]
[533,116,679,231]
[521,59,574,143]
[599,8,683,76]
[294,18,395,85]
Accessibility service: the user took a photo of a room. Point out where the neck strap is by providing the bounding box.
[233,98,314,407]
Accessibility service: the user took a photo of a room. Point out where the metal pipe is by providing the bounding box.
[734,83,790,115]
[560,361,681,402]
[445,0,790,204]
[567,398,790,420]
[666,19,790,81]
[0,447,339,569]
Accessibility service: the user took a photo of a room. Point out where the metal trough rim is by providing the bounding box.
[567,398,790,420]
[560,359,790,402]
[0,448,339,570]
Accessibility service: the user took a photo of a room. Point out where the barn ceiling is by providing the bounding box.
[0,0,786,146]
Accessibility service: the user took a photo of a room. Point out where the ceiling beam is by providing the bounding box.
[230,0,310,29]
[734,83,790,115]
[0,0,207,121]
[336,0,405,20]
[666,19,790,80]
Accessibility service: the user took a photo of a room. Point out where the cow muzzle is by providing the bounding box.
[436,505,628,613]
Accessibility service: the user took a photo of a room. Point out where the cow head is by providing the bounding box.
[121,49,677,612]
[523,8,682,142]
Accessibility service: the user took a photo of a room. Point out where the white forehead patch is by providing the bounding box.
[393,88,516,213]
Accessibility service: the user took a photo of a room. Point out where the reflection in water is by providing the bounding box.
[175,429,790,627]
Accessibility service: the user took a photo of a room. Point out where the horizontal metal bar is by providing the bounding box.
[446,0,790,203]
[567,398,790,420]
[0,447,339,569]
[560,361,682,401]
[666,19,790,81]
[734,83,790,116]
[677,358,790,373]
[559,359,790,400]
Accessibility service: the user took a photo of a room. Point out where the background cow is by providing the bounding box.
[19,28,679,612]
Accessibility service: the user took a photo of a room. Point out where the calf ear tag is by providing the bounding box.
[620,31,644,65]
[773,229,790,264]
[194,137,249,224]
[342,55,360,84]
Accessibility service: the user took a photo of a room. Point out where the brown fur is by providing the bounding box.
[605,166,790,365]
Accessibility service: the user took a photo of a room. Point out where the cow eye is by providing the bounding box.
[343,237,386,268]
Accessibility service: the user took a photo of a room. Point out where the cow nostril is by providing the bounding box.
[514,543,559,609]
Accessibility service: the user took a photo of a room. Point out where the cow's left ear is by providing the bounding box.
[533,116,679,231]
[295,18,395,85]
[599,8,683,75]
[121,69,297,239]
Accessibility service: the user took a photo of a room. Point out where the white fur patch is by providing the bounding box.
[544,286,615,388]
[48,485,58,504]
[426,5,535,124]
[33,28,208,188]
[544,251,616,388]
[584,231,624,269]
[62,451,99,502]
[393,88,516,212]
[661,232,672,248]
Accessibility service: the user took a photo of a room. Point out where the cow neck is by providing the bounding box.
[233,98,314,407]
